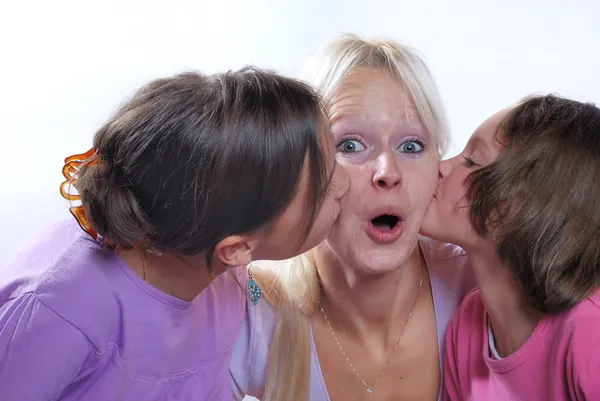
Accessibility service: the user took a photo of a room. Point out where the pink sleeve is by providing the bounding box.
[576,337,600,400]
[444,313,463,401]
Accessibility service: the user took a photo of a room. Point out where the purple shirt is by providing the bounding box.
[0,219,247,401]
[229,237,476,401]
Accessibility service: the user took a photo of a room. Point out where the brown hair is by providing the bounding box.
[468,94,600,313]
[74,67,332,266]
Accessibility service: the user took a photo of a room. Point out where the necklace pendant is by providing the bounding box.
[366,388,373,394]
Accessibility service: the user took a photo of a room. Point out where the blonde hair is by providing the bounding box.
[301,32,450,155]
[254,33,450,401]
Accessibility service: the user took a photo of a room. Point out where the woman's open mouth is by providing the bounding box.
[366,212,405,244]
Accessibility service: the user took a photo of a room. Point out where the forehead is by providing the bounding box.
[329,67,421,128]
[470,107,511,145]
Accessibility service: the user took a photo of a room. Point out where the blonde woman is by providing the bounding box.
[230,34,475,401]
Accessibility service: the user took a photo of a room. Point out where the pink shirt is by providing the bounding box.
[445,288,600,401]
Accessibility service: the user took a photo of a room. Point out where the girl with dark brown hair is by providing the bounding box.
[0,67,348,401]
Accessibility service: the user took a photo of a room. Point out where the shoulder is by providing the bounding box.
[419,236,477,308]
[0,291,94,343]
[453,288,485,323]
[587,289,600,311]
[559,289,600,361]
[558,289,600,339]
[447,288,486,347]
[548,289,600,395]
[1,219,126,348]
[3,219,85,294]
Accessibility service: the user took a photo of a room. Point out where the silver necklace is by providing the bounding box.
[318,263,424,394]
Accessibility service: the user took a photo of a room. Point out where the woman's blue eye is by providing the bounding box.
[399,141,423,153]
[337,140,365,153]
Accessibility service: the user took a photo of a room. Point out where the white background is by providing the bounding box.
[1,0,599,264]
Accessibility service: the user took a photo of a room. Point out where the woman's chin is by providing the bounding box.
[350,245,417,276]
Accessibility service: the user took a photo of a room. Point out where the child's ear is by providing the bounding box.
[214,235,258,267]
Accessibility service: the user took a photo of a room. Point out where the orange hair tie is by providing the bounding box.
[59,148,100,240]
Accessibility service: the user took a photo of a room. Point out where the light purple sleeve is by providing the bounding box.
[0,293,94,401]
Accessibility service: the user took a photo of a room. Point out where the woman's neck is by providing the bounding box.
[313,242,426,345]
[466,246,543,357]
[118,247,220,302]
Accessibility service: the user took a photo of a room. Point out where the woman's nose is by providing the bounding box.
[372,153,401,189]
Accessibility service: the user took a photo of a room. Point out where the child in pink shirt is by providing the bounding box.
[445,288,600,400]
[421,94,600,400]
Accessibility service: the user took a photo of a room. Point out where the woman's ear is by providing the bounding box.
[214,235,258,267]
